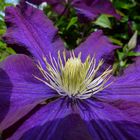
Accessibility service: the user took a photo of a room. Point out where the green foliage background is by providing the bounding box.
[0,0,16,62]
[0,0,140,75]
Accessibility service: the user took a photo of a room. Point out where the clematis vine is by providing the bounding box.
[0,2,140,140]
[26,0,121,21]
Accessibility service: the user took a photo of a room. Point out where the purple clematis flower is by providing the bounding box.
[0,2,140,140]
[26,0,121,21]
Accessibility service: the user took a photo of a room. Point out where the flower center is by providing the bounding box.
[34,51,112,99]
[61,55,89,96]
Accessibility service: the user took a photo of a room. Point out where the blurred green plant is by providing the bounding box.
[43,4,114,49]
[0,0,16,62]
[113,31,140,75]
[43,5,93,49]
[111,0,140,75]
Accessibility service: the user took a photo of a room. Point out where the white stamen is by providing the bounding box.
[34,51,112,99]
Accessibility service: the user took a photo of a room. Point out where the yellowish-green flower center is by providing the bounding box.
[34,51,112,99]
[61,56,89,96]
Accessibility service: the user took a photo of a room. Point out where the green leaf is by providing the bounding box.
[0,29,5,35]
[117,50,125,61]
[94,14,112,29]
[127,31,138,50]
[66,17,78,30]
[109,37,123,46]
[127,52,140,57]
[120,60,127,67]
[113,0,136,10]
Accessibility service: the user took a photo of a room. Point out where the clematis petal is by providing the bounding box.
[74,0,121,21]
[45,0,68,15]
[6,96,140,140]
[105,56,140,96]
[74,30,119,63]
[6,98,93,140]
[3,2,65,64]
[0,54,56,131]
[78,98,140,140]
[77,57,140,139]
[94,57,140,123]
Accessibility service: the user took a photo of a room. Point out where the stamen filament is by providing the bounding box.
[34,51,113,99]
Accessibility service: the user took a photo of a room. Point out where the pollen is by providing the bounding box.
[34,50,112,99]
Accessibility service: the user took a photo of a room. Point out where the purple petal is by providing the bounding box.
[80,57,140,139]
[74,0,121,21]
[3,2,65,65]
[74,30,119,64]
[7,98,93,140]
[0,54,56,130]
[98,57,140,124]
[42,0,67,14]
[79,58,140,138]
[78,98,140,140]
[7,95,140,140]
[106,57,140,96]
